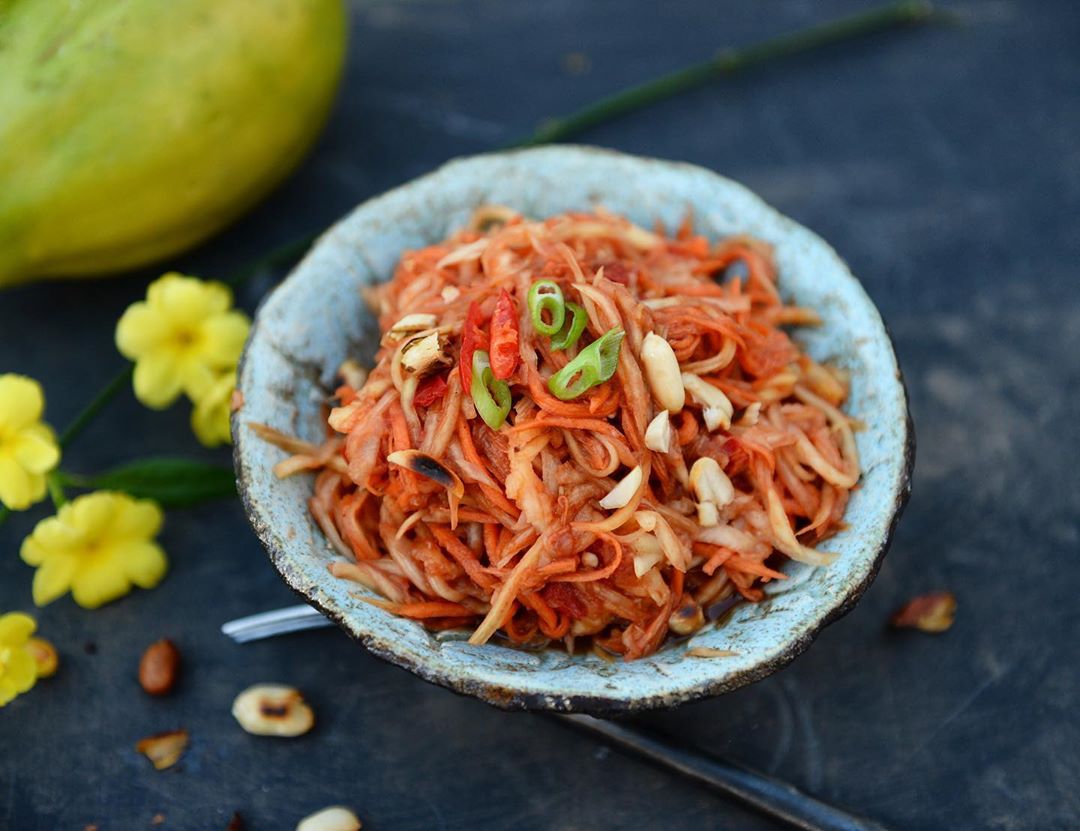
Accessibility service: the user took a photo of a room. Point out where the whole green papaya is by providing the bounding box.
[0,0,346,287]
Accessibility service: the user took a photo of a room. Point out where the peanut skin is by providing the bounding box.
[139,639,181,696]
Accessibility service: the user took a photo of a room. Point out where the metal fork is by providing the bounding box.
[222,603,333,642]
[222,605,891,831]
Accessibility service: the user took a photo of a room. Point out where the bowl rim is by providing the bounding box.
[233,144,915,713]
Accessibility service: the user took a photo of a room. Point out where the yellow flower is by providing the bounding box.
[115,273,250,409]
[191,370,237,448]
[0,374,61,510]
[0,612,39,707]
[20,492,168,609]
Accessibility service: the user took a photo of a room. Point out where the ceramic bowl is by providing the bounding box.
[233,145,913,713]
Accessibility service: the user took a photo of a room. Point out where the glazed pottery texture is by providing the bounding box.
[234,146,913,712]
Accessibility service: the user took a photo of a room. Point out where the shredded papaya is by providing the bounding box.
[257,206,859,660]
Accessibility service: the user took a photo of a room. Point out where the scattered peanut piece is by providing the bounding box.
[890,591,957,633]
[296,806,362,831]
[139,639,181,696]
[136,729,190,770]
[644,410,672,453]
[686,647,740,659]
[668,600,705,636]
[232,684,315,737]
[226,813,245,830]
[641,332,685,413]
[26,637,59,678]
[151,813,167,826]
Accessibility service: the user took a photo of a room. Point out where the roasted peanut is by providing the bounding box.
[232,684,315,737]
[890,592,957,633]
[690,457,735,527]
[384,313,437,343]
[598,465,643,510]
[644,410,672,453]
[682,372,733,431]
[135,729,189,770]
[641,333,685,413]
[296,806,362,831]
[139,639,181,696]
[399,331,451,375]
[668,599,706,636]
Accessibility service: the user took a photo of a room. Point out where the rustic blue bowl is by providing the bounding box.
[234,146,913,713]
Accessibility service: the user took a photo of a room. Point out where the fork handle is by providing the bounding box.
[556,715,893,831]
[221,604,331,642]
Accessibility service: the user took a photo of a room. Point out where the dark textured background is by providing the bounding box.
[2,1,1079,829]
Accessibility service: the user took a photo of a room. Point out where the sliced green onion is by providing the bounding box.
[527,279,566,336]
[550,301,588,351]
[547,327,625,401]
[470,350,512,429]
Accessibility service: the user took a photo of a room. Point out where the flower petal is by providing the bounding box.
[12,424,60,474]
[117,541,169,589]
[150,274,232,325]
[0,456,42,511]
[200,311,250,368]
[191,373,235,447]
[191,402,230,448]
[20,515,82,565]
[68,491,121,540]
[115,302,169,360]
[179,359,218,403]
[5,647,37,692]
[31,553,78,607]
[0,613,36,645]
[111,498,163,541]
[133,351,184,409]
[0,679,17,707]
[0,375,44,430]
[71,562,132,609]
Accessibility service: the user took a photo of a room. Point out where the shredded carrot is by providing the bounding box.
[256,206,859,660]
[506,416,626,440]
[552,532,623,583]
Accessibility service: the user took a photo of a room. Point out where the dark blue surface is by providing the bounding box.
[3,2,1079,828]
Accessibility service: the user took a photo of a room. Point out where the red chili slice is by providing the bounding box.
[459,301,488,392]
[602,261,631,285]
[414,374,448,407]
[489,289,520,381]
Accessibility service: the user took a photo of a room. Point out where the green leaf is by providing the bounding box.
[61,458,237,507]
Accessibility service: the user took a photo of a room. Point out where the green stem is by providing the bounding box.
[54,471,90,489]
[46,473,67,509]
[512,1,937,148]
[58,365,133,449]
[224,231,320,288]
